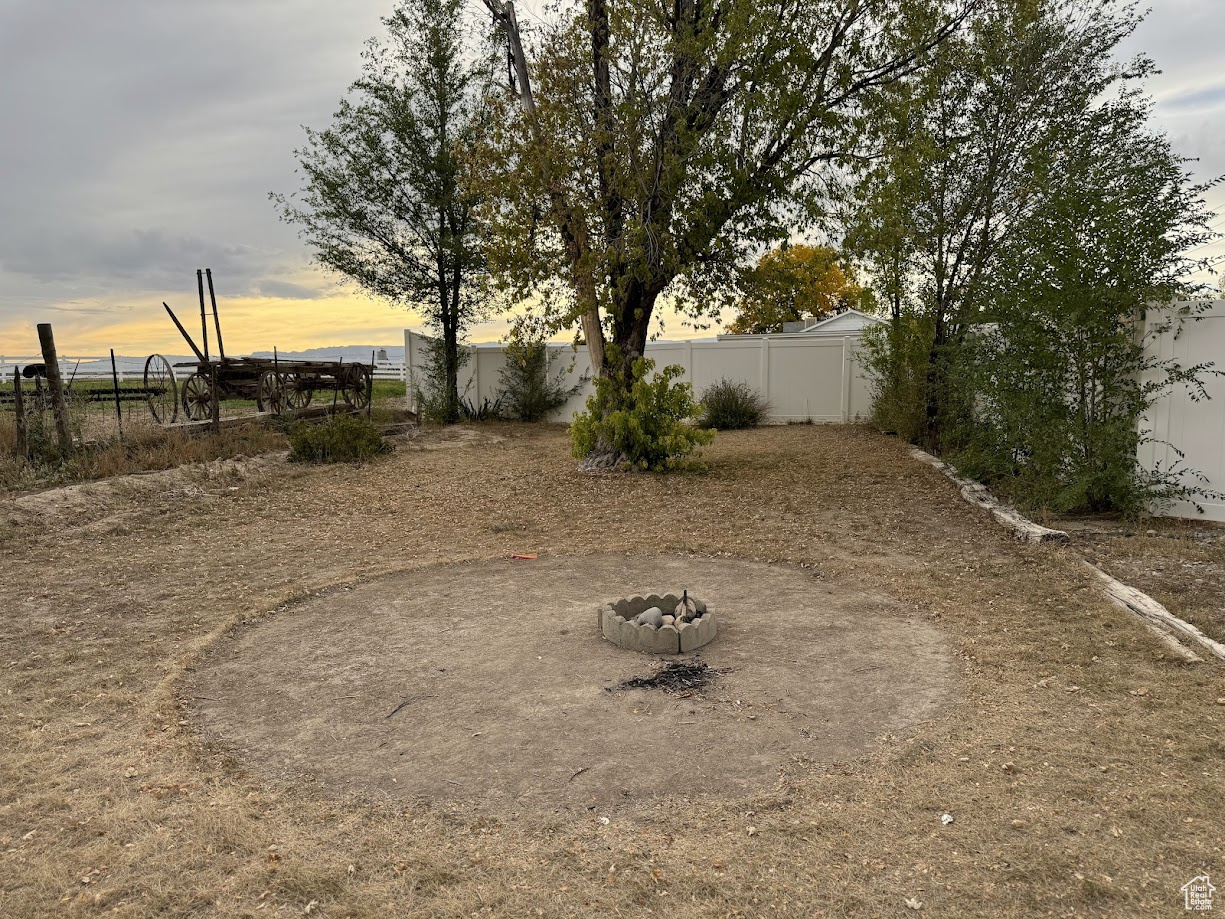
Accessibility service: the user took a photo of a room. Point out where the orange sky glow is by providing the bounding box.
[0,290,716,359]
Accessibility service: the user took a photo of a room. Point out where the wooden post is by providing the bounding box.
[36,323,73,455]
[332,358,343,415]
[12,367,27,459]
[205,268,225,361]
[109,349,124,440]
[368,350,375,420]
[163,303,207,362]
[209,363,220,432]
[197,270,210,361]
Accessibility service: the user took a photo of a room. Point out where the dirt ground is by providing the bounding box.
[1,424,1222,918]
[190,555,951,810]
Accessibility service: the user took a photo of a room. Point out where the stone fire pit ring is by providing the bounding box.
[599,593,717,654]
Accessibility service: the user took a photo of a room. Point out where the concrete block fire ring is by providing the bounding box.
[598,593,717,655]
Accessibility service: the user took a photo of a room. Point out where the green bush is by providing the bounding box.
[288,414,389,464]
[497,339,585,422]
[570,357,713,471]
[698,378,767,429]
[859,314,940,441]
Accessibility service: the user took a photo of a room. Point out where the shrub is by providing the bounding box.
[460,395,504,421]
[859,314,940,441]
[497,339,585,422]
[288,414,389,464]
[570,357,713,471]
[698,378,767,429]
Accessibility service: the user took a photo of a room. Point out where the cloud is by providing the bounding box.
[1161,83,1225,114]
[0,228,265,289]
[254,280,326,301]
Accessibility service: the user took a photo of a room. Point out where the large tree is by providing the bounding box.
[272,0,492,423]
[479,0,967,464]
[958,92,1218,513]
[845,0,1152,450]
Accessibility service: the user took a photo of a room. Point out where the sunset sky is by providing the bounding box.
[1,0,1223,358]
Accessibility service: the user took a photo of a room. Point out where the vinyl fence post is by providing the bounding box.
[36,322,73,455]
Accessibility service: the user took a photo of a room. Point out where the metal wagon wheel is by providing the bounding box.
[340,364,372,410]
[143,354,178,425]
[181,372,213,421]
[283,372,313,411]
[257,370,286,415]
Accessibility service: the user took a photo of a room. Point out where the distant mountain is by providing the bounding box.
[249,345,404,363]
[1,344,405,381]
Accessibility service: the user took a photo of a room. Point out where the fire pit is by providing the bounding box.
[599,592,717,654]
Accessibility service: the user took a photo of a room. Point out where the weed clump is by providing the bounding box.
[289,415,389,464]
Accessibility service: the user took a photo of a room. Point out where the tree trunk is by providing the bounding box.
[577,284,658,471]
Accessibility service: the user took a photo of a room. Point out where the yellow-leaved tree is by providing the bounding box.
[727,245,867,334]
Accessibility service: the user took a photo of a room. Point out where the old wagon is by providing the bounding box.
[143,269,372,425]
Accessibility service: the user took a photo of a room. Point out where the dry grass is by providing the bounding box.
[0,417,287,493]
[1067,516,1225,645]
[0,424,1221,918]
[0,382,411,493]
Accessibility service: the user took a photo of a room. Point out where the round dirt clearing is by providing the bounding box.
[189,554,953,813]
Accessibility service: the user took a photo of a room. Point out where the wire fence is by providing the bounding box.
[0,356,408,383]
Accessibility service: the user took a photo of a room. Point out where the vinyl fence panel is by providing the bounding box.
[1140,300,1225,522]
[404,328,876,424]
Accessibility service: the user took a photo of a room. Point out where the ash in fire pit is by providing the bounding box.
[599,591,718,654]
[611,658,723,695]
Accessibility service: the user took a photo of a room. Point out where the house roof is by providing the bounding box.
[790,309,884,335]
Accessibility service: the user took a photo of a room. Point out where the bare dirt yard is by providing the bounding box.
[1,424,1221,918]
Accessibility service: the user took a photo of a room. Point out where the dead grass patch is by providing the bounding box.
[1062,515,1225,645]
[0,425,1220,917]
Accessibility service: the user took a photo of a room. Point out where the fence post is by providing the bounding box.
[110,349,124,441]
[332,358,343,415]
[36,323,73,455]
[837,338,847,423]
[759,337,770,402]
[209,363,220,432]
[12,368,27,459]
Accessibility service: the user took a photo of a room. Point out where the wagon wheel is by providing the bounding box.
[283,372,313,411]
[181,372,213,421]
[143,354,178,425]
[257,370,286,415]
[340,364,372,410]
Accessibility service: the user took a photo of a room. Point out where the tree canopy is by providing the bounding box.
[726,244,867,334]
[480,0,966,362]
[272,0,493,422]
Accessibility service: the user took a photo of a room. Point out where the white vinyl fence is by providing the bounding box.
[1139,300,1225,522]
[404,329,875,424]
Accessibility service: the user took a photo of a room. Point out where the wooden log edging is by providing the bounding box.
[1085,561,1225,663]
[910,448,1070,544]
[910,446,1225,663]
